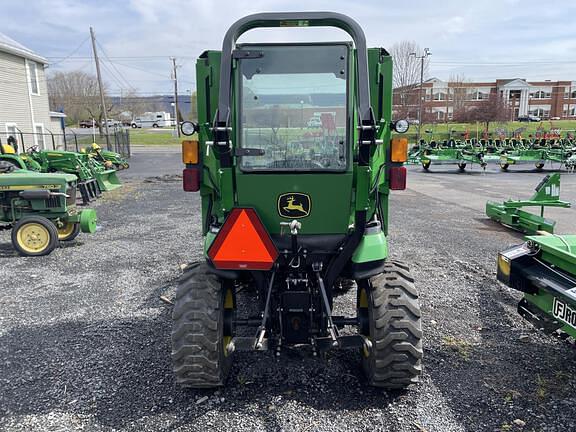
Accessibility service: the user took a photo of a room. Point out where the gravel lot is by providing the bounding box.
[1,151,575,432]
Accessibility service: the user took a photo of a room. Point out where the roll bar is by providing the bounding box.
[216,12,373,126]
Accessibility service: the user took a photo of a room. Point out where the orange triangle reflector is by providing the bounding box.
[208,208,278,270]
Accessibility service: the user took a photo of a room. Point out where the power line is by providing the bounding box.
[95,39,136,91]
[49,36,90,66]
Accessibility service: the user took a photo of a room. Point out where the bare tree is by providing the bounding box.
[454,93,511,132]
[448,73,469,121]
[48,70,114,131]
[390,41,430,119]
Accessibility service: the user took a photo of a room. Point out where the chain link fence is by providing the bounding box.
[1,129,130,157]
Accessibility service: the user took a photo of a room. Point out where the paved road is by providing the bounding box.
[0,154,575,431]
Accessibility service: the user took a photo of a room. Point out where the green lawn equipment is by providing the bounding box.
[497,234,576,339]
[486,173,571,235]
[26,146,122,202]
[0,139,42,171]
[173,12,422,390]
[499,141,548,171]
[0,161,97,256]
[419,139,486,171]
[83,143,130,170]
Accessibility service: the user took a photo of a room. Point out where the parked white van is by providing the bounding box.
[131,112,172,128]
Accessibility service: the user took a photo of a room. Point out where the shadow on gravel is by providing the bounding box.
[426,277,576,431]
[0,313,406,429]
[0,243,16,258]
[472,218,528,239]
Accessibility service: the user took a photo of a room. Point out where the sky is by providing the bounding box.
[2,0,576,96]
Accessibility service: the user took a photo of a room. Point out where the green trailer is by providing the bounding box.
[173,12,422,389]
[0,162,97,256]
[498,234,576,339]
[486,173,571,235]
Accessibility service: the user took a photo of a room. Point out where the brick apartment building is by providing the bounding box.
[394,77,576,122]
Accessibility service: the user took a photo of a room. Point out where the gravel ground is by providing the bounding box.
[1,152,575,432]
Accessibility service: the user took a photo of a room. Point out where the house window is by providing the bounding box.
[530,108,550,118]
[34,124,45,148]
[5,123,18,140]
[433,92,446,101]
[531,90,551,99]
[27,60,39,95]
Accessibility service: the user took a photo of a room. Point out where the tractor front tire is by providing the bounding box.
[535,162,545,170]
[359,261,423,389]
[12,216,59,256]
[458,162,467,171]
[421,161,431,171]
[172,262,233,388]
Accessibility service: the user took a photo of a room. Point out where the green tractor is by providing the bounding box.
[498,234,576,340]
[83,143,130,170]
[0,138,42,171]
[0,161,97,256]
[26,146,122,202]
[173,12,422,389]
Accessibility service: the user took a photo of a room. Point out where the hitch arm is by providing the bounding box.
[254,271,276,349]
[313,263,339,346]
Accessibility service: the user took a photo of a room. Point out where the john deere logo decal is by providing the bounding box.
[278,193,311,218]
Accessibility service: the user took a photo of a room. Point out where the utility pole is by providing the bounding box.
[90,27,110,145]
[171,57,180,138]
[410,48,431,142]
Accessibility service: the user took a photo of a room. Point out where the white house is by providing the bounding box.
[0,32,56,150]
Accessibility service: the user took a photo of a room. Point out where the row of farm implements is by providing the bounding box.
[409,137,576,172]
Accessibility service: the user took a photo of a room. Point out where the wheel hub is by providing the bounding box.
[18,224,49,252]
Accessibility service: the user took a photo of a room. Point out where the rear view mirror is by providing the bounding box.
[181,121,198,136]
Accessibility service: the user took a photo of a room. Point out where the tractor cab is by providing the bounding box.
[176,12,421,390]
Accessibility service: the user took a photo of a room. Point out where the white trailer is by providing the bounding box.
[131,112,172,128]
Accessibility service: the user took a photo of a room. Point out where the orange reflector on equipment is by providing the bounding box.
[390,138,408,163]
[208,208,278,270]
[182,140,199,164]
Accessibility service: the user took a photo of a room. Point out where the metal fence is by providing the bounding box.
[1,129,130,157]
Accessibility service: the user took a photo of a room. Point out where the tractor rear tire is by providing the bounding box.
[57,222,80,241]
[358,261,423,389]
[171,262,233,388]
[500,162,509,171]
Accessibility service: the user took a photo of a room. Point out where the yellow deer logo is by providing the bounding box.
[278,193,311,218]
[283,196,306,214]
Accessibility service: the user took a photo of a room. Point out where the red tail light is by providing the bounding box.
[208,208,278,270]
[183,167,200,192]
[389,166,407,190]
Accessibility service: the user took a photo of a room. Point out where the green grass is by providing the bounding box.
[129,128,182,145]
